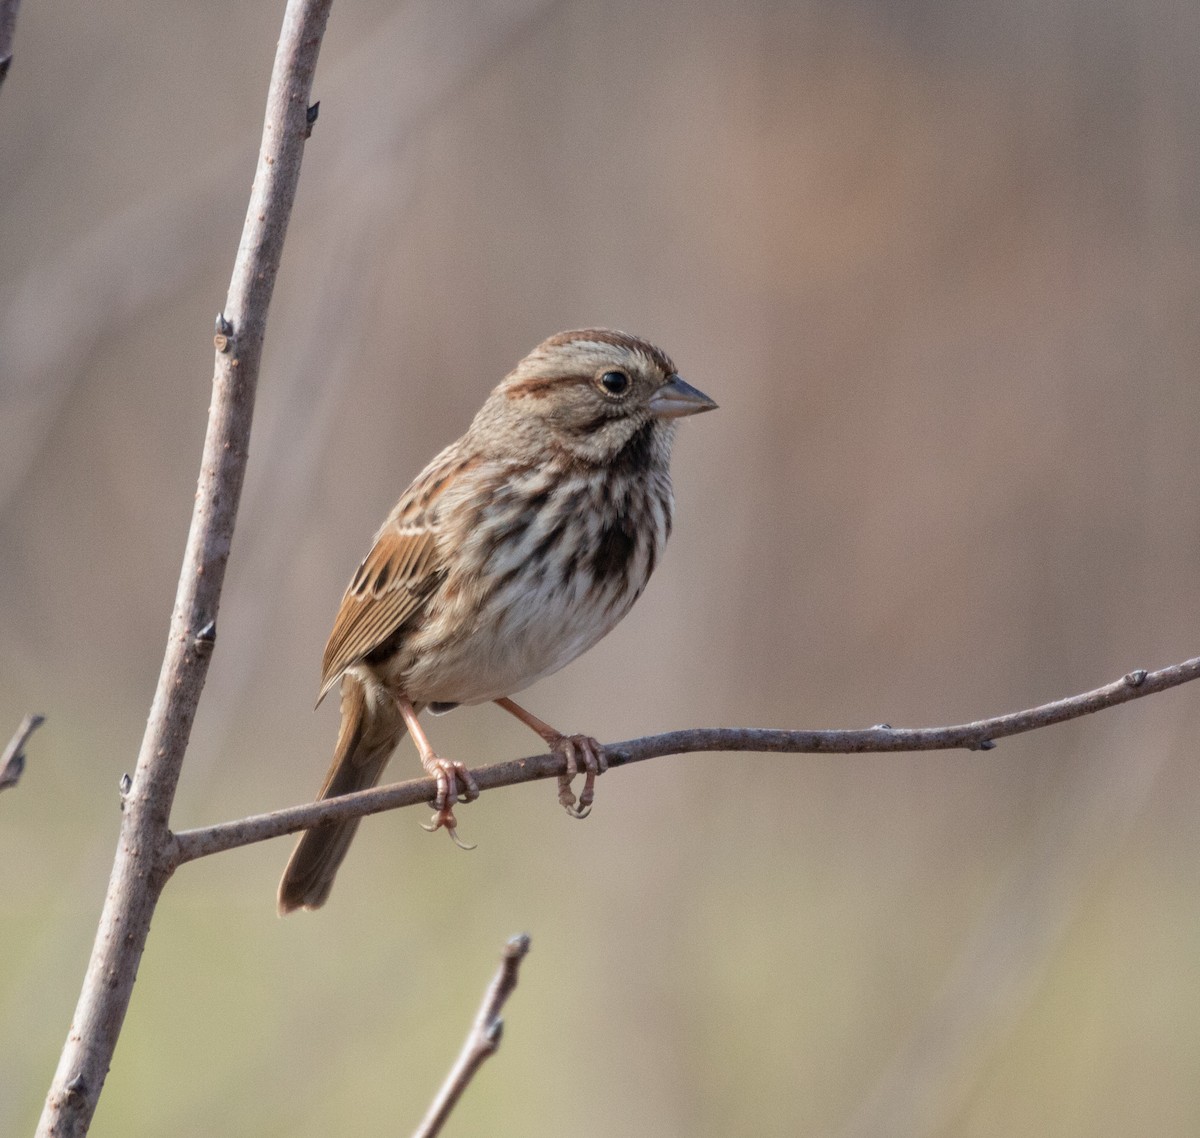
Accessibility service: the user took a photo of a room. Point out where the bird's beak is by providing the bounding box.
[648,375,718,419]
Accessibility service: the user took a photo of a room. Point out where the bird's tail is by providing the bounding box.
[277,674,407,914]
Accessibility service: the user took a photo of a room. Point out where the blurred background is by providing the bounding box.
[3,0,1199,1133]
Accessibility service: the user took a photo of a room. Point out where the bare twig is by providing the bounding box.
[412,934,532,1138]
[0,0,19,90]
[35,3,332,1135]
[169,655,1200,865]
[0,713,43,791]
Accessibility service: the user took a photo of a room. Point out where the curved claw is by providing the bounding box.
[447,825,477,851]
[418,754,479,848]
[421,807,477,850]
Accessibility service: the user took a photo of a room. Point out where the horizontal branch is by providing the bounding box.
[169,655,1200,866]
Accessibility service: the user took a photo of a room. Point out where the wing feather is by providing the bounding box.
[316,443,488,703]
[318,524,443,702]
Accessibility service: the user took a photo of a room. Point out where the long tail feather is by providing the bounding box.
[277,674,406,914]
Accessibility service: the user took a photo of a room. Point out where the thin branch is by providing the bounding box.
[0,713,43,791]
[35,3,332,1135]
[0,0,18,90]
[411,934,532,1138]
[171,655,1200,865]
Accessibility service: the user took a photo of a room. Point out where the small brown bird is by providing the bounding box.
[278,329,716,913]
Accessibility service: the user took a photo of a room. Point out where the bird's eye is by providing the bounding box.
[599,370,630,396]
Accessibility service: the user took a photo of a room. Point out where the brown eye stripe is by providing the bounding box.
[504,373,592,398]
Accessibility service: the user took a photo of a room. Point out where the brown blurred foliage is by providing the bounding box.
[2,1,1199,1135]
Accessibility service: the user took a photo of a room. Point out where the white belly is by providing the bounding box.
[404,549,644,705]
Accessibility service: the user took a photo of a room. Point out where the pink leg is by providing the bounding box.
[395,695,478,849]
[494,697,607,819]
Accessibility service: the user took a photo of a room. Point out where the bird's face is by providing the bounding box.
[482,329,717,465]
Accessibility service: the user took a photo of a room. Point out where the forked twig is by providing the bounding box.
[412,934,532,1138]
[0,713,44,791]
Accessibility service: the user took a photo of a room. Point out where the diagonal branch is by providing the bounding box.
[411,934,532,1138]
[170,655,1200,865]
[0,713,43,791]
[35,2,332,1135]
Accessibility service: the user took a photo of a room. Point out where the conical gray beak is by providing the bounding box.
[648,375,718,419]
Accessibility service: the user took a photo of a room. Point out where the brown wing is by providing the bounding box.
[317,522,444,703]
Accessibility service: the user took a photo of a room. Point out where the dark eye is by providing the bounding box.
[600,370,630,395]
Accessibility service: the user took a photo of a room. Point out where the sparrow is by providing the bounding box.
[278,329,716,912]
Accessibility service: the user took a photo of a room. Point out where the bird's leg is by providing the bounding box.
[493,697,607,819]
[394,695,478,849]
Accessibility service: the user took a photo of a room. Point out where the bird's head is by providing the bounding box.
[479,329,716,465]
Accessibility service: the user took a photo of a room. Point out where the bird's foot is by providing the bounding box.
[552,734,608,819]
[419,756,479,850]
[489,698,607,820]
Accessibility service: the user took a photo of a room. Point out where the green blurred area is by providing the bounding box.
[3,0,1200,1134]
